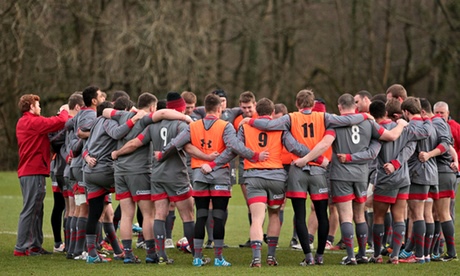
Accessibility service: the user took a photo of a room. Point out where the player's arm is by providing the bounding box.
[383,141,416,175]
[293,131,336,168]
[246,114,290,131]
[156,127,191,162]
[325,112,369,128]
[151,109,192,123]
[184,144,218,161]
[337,138,382,164]
[102,108,126,120]
[112,125,152,160]
[419,119,452,162]
[450,145,458,172]
[377,119,408,141]
[223,124,268,162]
[406,117,433,141]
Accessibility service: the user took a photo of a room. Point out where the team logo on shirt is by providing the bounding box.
[273,194,284,199]
[214,185,229,191]
[319,188,328,194]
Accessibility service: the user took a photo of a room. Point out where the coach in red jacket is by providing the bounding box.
[14,94,69,256]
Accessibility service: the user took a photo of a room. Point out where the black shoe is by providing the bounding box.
[336,239,347,250]
[239,239,251,248]
[263,234,268,244]
[204,240,213,249]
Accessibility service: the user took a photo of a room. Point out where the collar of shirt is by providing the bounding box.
[299,108,312,114]
[257,115,272,120]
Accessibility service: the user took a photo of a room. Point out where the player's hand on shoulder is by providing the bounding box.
[239,117,251,127]
[396,118,408,127]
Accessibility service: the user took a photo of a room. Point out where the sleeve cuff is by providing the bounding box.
[157,152,163,160]
[346,154,352,162]
[251,152,260,162]
[249,118,256,126]
[436,144,447,154]
[82,150,88,159]
[69,150,74,158]
[315,155,324,165]
[209,161,217,169]
[127,119,134,128]
[390,159,401,170]
[362,113,368,120]
[110,109,117,117]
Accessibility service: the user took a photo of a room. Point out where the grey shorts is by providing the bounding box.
[71,167,85,194]
[286,166,329,201]
[330,180,367,203]
[438,172,456,199]
[151,181,192,202]
[84,171,115,200]
[192,181,232,198]
[408,183,438,200]
[373,185,409,204]
[245,177,285,208]
[115,173,151,202]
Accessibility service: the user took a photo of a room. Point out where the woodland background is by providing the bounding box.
[1,0,459,170]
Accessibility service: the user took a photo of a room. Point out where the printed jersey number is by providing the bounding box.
[351,125,360,144]
[258,132,268,147]
[160,127,168,146]
[301,123,314,137]
[200,139,212,148]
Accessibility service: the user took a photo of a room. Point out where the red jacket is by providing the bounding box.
[448,118,460,158]
[16,110,68,177]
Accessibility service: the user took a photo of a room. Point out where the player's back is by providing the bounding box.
[150,119,189,183]
[330,120,378,182]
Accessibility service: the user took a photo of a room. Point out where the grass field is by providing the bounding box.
[1,171,459,275]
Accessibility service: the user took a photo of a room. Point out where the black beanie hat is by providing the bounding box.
[212,89,227,99]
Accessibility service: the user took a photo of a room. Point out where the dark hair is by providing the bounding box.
[97,101,114,117]
[18,94,40,113]
[419,98,432,113]
[113,97,134,111]
[82,86,99,107]
[137,92,157,109]
[68,92,84,110]
[256,98,275,116]
[111,90,130,102]
[274,103,288,115]
[212,89,227,99]
[371,93,387,103]
[401,97,421,115]
[204,94,221,113]
[338,93,355,109]
[356,90,372,100]
[157,99,167,110]
[369,100,386,119]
